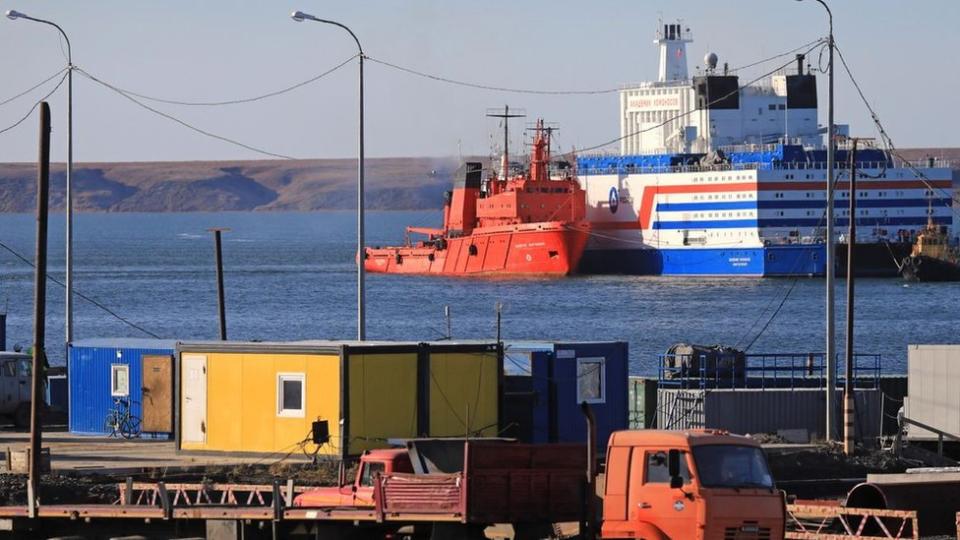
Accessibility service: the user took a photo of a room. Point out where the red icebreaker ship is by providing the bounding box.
[364,120,590,276]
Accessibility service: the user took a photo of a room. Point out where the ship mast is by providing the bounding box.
[486,105,526,179]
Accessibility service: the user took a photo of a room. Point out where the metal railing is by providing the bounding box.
[657,352,882,390]
[893,415,960,457]
[785,504,918,539]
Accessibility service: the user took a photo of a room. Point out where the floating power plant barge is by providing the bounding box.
[574,22,953,277]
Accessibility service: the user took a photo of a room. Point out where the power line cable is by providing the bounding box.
[94,55,357,107]
[0,67,67,108]
[833,41,960,214]
[0,72,69,136]
[76,67,296,160]
[366,56,621,95]
[728,38,826,74]
[0,238,162,339]
[572,41,826,155]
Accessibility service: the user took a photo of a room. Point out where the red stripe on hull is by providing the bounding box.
[365,223,590,276]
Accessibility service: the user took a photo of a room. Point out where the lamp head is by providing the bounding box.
[291,10,307,22]
[6,9,25,20]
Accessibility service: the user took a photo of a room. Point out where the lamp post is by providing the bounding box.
[291,10,366,341]
[7,10,75,349]
[796,0,836,441]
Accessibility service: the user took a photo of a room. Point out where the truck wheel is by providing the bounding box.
[430,523,487,540]
[13,403,31,429]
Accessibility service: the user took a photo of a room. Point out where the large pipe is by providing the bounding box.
[846,481,960,536]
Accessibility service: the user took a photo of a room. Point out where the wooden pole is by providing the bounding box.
[844,138,858,455]
[208,228,230,340]
[28,101,52,516]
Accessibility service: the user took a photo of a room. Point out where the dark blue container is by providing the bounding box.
[505,341,628,452]
[68,338,176,437]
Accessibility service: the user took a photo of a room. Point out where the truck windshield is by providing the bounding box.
[691,445,773,489]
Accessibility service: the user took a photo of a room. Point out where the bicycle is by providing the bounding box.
[104,397,142,439]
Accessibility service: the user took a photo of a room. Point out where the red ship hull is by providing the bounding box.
[365,222,590,276]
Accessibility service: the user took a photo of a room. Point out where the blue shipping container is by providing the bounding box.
[506,341,628,452]
[68,338,177,437]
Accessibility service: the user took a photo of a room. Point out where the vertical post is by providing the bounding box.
[65,40,74,351]
[357,53,366,341]
[822,1,838,444]
[0,312,6,351]
[29,101,52,516]
[208,228,229,340]
[444,305,451,340]
[844,138,858,456]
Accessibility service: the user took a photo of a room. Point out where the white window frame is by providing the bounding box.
[110,364,130,397]
[277,373,305,418]
[576,357,606,404]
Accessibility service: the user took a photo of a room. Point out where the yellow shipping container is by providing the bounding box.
[176,341,500,458]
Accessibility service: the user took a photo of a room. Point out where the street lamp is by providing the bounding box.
[796,0,836,441]
[291,10,366,341]
[7,9,76,348]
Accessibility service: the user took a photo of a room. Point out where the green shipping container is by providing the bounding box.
[628,377,658,429]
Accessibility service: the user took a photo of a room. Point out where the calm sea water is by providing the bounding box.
[0,211,958,374]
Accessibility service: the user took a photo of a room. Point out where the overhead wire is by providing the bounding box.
[0,67,68,108]
[76,67,297,160]
[572,40,827,155]
[728,38,826,74]
[96,55,358,107]
[0,237,162,339]
[0,71,69,136]
[833,40,960,214]
[366,56,621,95]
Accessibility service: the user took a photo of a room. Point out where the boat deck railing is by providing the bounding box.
[657,352,882,390]
[577,159,947,176]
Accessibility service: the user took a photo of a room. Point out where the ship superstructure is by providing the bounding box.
[577,21,953,276]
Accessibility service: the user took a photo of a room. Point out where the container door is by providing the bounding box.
[142,355,173,433]
[181,354,207,443]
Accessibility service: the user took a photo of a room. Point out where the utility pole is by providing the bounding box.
[844,138,859,455]
[208,228,229,340]
[28,101,52,517]
[796,0,837,442]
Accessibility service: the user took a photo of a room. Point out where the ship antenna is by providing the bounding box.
[486,105,526,178]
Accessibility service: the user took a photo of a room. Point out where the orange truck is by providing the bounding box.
[287,428,785,539]
[0,417,785,539]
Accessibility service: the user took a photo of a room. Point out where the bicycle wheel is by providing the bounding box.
[104,411,120,437]
[120,415,142,439]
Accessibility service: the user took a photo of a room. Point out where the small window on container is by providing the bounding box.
[577,357,606,404]
[111,364,130,397]
[277,373,305,417]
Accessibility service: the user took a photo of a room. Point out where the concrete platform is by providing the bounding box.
[0,430,311,475]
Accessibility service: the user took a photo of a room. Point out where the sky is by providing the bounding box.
[0,0,957,164]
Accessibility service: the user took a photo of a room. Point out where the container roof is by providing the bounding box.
[177,339,499,354]
[70,338,178,350]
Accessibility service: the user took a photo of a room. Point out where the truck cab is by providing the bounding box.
[600,429,784,540]
[293,448,414,508]
[0,352,33,427]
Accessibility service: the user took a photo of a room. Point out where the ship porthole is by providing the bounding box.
[469,244,478,256]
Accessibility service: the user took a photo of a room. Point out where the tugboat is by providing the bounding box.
[364,118,590,276]
[899,211,960,282]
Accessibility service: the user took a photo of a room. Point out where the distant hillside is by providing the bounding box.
[0,157,461,213]
[0,149,955,213]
